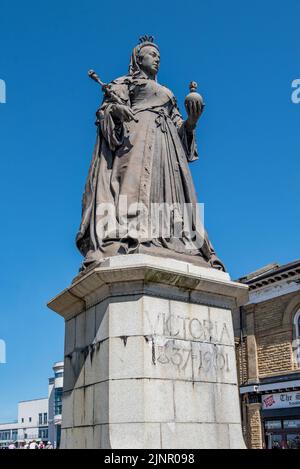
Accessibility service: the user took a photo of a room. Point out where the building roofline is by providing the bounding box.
[18,397,48,403]
[238,259,300,291]
[239,263,280,282]
[53,361,64,368]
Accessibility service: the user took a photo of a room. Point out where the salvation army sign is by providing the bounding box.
[262,391,300,410]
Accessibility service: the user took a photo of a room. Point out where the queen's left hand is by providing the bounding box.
[185,95,203,129]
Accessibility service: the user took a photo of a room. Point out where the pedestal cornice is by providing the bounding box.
[48,255,249,320]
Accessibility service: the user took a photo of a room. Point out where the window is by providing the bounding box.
[43,413,47,425]
[294,309,300,367]
[12,430,18,441]
[29,417,32,423]
[265,420,282,430]
[56,425,61,448]
[38,413,42,425]
[55,372,63,378]
[38,428,48,440]
[283,419,300,429]
[0,431,11,441]
[21,418,24,423]
[54,388,63,416]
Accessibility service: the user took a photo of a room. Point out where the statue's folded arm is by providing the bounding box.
[96,77,132,151]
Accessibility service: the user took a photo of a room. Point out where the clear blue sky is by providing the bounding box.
[0,0,299,421]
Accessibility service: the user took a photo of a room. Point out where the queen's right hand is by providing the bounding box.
[111,104,136,123]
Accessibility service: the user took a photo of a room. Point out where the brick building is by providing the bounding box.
[233,260,300,449]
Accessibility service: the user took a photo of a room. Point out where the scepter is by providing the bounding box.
[88,69,125,105]
[88,70,107,89]
[88,69,139,123]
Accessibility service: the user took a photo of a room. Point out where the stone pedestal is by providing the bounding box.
[48,254,248,449]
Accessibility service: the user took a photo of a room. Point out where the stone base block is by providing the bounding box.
[48,254,248,449]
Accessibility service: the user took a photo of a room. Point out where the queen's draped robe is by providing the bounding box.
[76,72,224,271]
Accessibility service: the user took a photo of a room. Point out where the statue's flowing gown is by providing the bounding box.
[76,71,224,271]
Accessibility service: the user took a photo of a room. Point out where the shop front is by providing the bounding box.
[262,391,300,449]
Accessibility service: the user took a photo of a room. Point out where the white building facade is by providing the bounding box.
[0,361,64,448]
[18,398,49,442]
[48,361,63,448]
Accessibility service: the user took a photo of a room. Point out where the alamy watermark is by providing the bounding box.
[0,79,6,104]
[95,197,205,251]
[0,339,6,364]
[291,79,300,104]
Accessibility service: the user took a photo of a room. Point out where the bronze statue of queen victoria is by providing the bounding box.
[76,36,225,271]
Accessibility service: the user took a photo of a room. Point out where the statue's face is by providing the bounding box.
[138,46,160,77]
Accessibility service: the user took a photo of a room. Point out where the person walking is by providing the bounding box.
[29,440,38,449]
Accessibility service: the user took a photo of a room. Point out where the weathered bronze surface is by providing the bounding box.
[76,36,225,271]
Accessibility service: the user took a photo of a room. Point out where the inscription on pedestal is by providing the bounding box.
[155,340,231,374]
[145,311,231,344]
[144,309,233,381]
